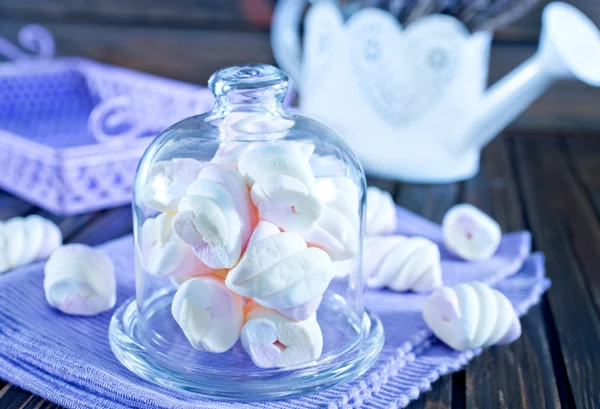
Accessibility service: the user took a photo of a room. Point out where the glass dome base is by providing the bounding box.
[109,288,384,400]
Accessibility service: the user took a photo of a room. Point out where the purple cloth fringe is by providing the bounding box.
[0,206,549,408]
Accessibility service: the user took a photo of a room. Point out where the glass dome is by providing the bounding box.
[109,63,383,399]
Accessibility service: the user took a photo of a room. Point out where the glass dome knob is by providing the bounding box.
[208,63,290,102]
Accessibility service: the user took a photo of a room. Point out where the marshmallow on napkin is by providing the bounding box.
[140,213,215,277]
[239,143,322,232]
[241,302,323,368]
[423,281,522,351]
[172,276,244,353]
[172,165,254,269]
[299,177,360,261]
[141,158,204,213]
[366,236,443,293]
[44,244,116,316]
[443,204,501,261]
[226,221,333,317]
[366,186,397,236]
[0,215,62,274]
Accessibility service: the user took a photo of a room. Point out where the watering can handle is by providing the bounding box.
[271,0,309,90]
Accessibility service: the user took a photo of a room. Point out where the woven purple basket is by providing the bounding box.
[0,25,214,216]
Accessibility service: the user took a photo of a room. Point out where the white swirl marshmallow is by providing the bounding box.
[299,177,360,261]
[241,303,323,368]
[226,221,333,316]
[172,165,254,269]
[0,215,62,274]
[239,143,321,232]
[442,204,501,261]
[212,140,314,171]
[141,158,204,213]
[366,186,397,236]
[423,281,522,351]
[365,236,442,292]
[44,244,116,316]
[172,276,244,353]
[140,213,216,277]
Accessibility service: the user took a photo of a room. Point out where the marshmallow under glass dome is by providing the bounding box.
[109,63,384,399]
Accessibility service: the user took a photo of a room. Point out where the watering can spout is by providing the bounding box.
[456,2,600,153]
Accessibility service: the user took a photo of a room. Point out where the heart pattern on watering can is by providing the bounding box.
[303,3,472,129]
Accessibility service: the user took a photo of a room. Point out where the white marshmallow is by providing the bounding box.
[241,303,323,368]
[366,236,442,293]
[226,221,333,314]
[299,178,360,261]
[423,281,522,351]
[212,141,314,171]
[239,143,321,232]
[140,213,214,277]
[44,244,116,316]
[0,215,62,274]
[141,158,204,213]
[172,276,244,353]
[366,187,397,236]
[172,165,254,269]
[442,204,501,261]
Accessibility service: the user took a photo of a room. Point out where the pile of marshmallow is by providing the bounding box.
[0,215,117,316]
[139,141,360,368]
[365,187,522,351]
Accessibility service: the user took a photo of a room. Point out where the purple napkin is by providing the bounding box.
[0,207,548,409]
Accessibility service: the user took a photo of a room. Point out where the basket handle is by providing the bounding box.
[88,97,149,145]
[0,24,55,61]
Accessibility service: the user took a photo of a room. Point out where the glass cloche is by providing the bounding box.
[109,63,383,399]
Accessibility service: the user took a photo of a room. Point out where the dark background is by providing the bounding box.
[0,0,599,131]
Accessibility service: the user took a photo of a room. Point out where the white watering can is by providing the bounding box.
[272,1,600,182]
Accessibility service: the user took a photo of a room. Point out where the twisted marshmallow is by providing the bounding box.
[365,236,442,293]
[442,204,502,261]
[239,143,321,232]
[366,186,397,236]
[241,302,323,368]
[140,213,216,277]
[172,165,254,269]
[0,215,62,273]
[172,276,244,353]
[423,281,522,351]
[226,221,333,319]
[212,140,314,171]
[44,244,116,316]
[141,158,204,213]
[299,177,360,261]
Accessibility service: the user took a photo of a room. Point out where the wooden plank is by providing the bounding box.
[394,179,462,407]
[395,182,460,224]
[66,206,133,246]
[0,383,40,409]
[463,137,561,408]
[366,175,399,196]
[0,20,274,85]
[564,137,600,217]
[406,376,453,409]
[0,0,273,30]
[0,191,34,220]
[497,0,600,42]
[515,136,600,409]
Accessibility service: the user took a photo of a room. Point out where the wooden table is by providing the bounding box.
[0,133,599,408]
